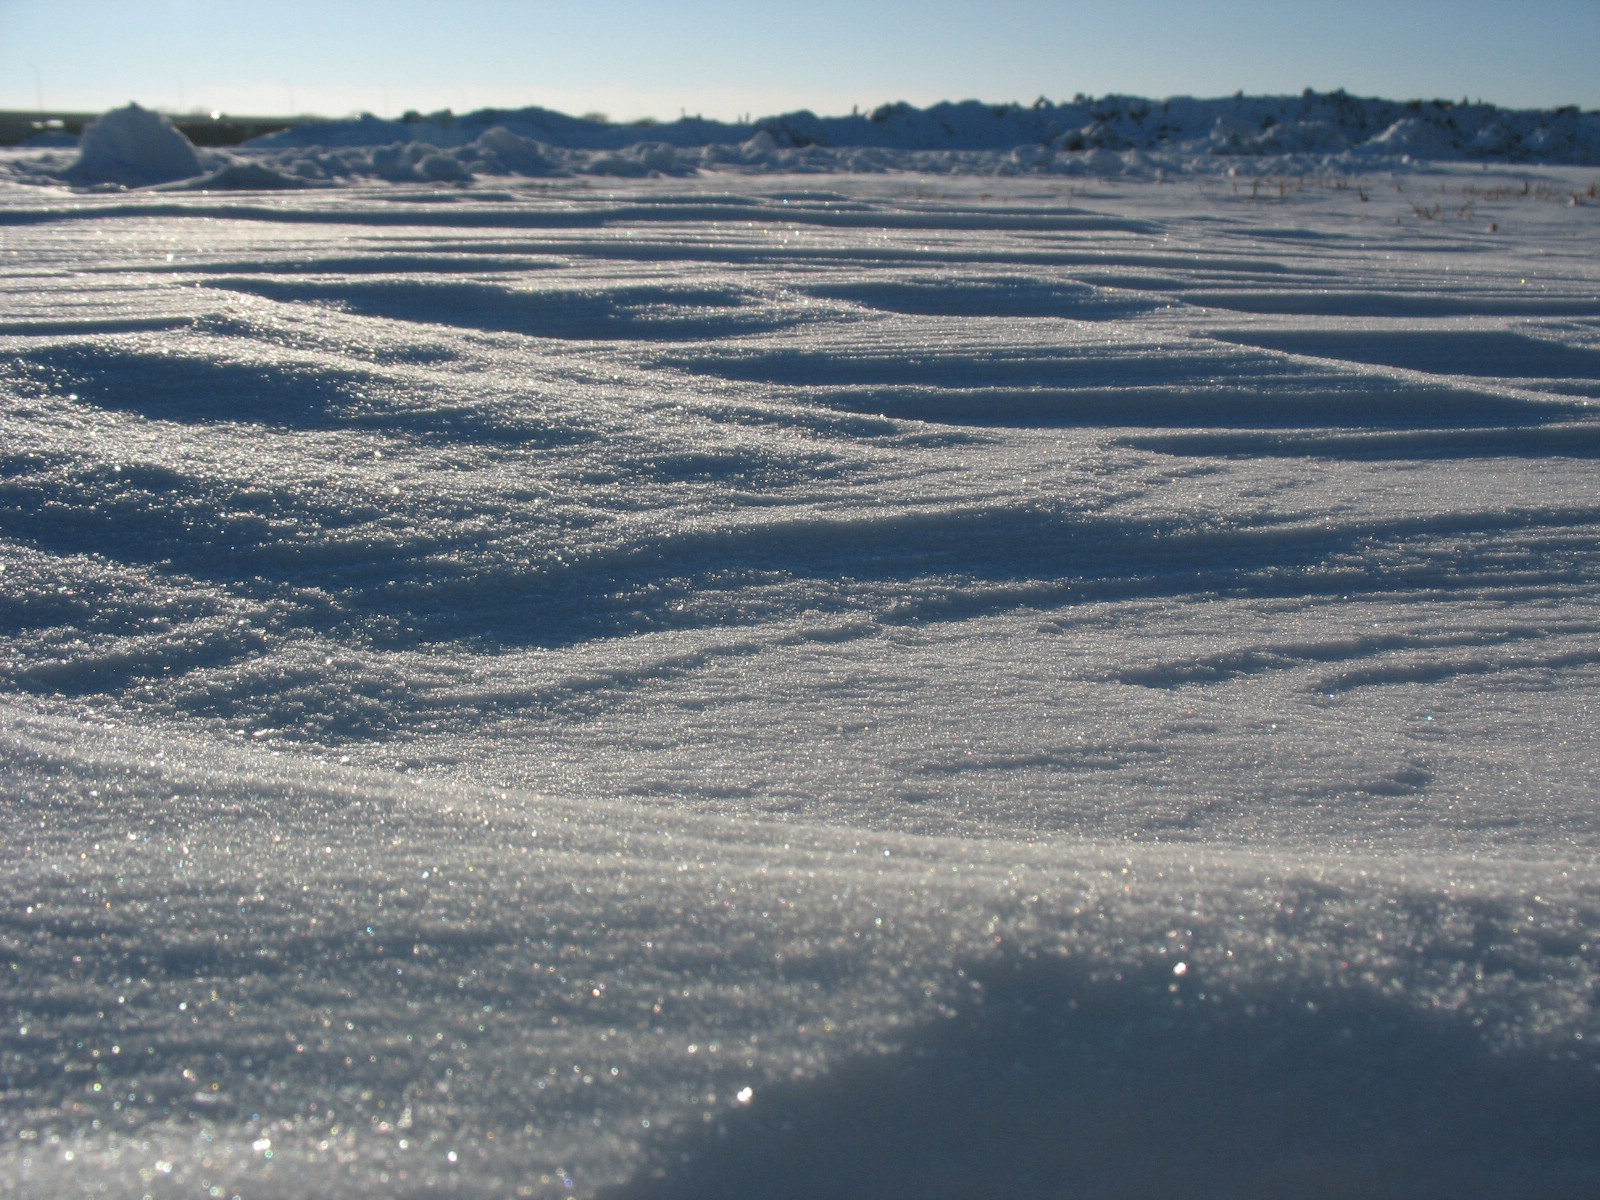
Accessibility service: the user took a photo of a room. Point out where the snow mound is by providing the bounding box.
[240,91,1600,170]
[178,161,317,190]
[69,103,204,186]
[224,92,1600,186]
[470,126,561,175]
[10,91,1600,193]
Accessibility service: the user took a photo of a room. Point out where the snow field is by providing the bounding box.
[2,164,1599,1196]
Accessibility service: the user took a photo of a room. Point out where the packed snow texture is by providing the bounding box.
[4,92,1600,194]
[2,140,1600,1198]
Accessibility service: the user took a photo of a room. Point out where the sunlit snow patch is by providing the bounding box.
[67,102,204,187]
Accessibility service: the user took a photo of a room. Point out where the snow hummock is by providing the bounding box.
[68,102,204,186]
[240,91,1600,170]
[5,91,1599,192]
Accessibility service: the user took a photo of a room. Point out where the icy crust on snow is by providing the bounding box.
[2,171,1600,1196]
[4,92,1600,192]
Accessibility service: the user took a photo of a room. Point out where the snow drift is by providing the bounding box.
[2,115,1599,1198]
[5,91,1599,192]
[67,102,204,186]
[233,92,1600,183]
[250,91,1600,165]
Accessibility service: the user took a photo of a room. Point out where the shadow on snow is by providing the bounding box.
[604,953,1600,1200]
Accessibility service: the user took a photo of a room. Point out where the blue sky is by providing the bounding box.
[2,0,1595,119]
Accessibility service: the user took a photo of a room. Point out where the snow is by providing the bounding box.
[67,103,204,187]
[238,92,1600,167]
[1,113,1600,1197]
[6,93,1598,194]
[236,92,1600,177]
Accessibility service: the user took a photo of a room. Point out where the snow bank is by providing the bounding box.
[10,92,1600,191]
[238,92,1600,183]
[245,90,1600,165]
[68,102,204,186]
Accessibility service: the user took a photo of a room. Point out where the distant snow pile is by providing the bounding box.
[246,91,1600,169]
[231,92,1600,183]
[11,91,1600,189]
[68,102,204,186]
[763,91,1600,165]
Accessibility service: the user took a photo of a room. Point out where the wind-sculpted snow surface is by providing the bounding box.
[2,169,1600,1198]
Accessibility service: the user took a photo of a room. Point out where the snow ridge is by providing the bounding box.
[255,91,1600,165]
[240,92,1600,184]
[5,91,1599,192]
